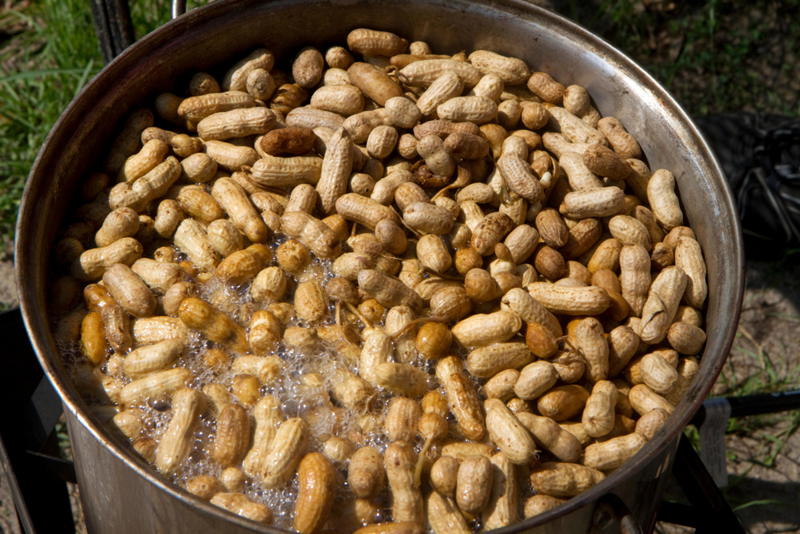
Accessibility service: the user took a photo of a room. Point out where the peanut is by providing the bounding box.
[131,316,188,345]
[131,258,186,295]
[527,283,610,316]
[281,211,342,259]
[210,492,273,524]
[385,397,422,443]
[242,395,283,477]
[177,186,225,224]
[640,266,688,344]
[385,440,423,524]
[81,312,108,365]
[465,342,534,379]
[524,495,566,518]
[212,178,270,243]
[104,108,154,174]
[186,475,224,501]
[348,63,404,106]
[123,339,183,379]
[537,384,590,422]
[436,356,485,440]
[666,357,700,407]
[173,219,220,272]
[416,72,464,116]
[430,455,460,497]
[452,310,522,348]
[597,117,641,159]
[585,432,647,472]
[582,380,617,438]
[214,403,252,468]
[251,155,323,188]
[358,269,422,312]
[156,388,206,473]
[635,407,670,440]
[262,417,309,489]
[317,128,354,214]
[102,263,156,318]
[71,237,143,281]
[197,107,276,141]
[675,236,707,309]
[469,50,530,85]
[223,49,275,92]
[484,399,537,465]
[399,59,482,87]
[628,384,674,416]
[514,361,558,401]
[529,462,605,497]
[427,490,471,534]
[414,321,452,360]
[456,455,494,514]
[179,298,249,354]
[95,208,140,247]
[647,169,684,230]
[293,452,337,534]
[336,193,400,230]
[516,412,582,463]
[349,446,386,499]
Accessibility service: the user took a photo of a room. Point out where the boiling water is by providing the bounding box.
[55,239,535,533]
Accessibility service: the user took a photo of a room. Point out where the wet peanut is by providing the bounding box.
[179,298,248,354]
[456,455,494,514]
[262,417,309,489]
[156,388,206,473]
[537,385,590,422]
[293,452,337,534]
[529,462,605,498]
[436,356,485,440]
[583,432,647,471]
[385,440,423,525]
[484,399,537,465]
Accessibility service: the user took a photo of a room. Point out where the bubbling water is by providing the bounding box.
[53,234,510,533]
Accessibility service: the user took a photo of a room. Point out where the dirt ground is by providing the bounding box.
[714,260,800,534]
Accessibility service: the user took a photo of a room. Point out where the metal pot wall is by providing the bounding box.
[15,0,744,532]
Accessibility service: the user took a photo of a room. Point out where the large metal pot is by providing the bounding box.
[16,0,744,532]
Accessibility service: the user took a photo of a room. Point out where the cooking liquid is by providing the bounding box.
[56,235,536,532]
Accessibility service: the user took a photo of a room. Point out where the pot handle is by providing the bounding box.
[589,493,644,534]
[172,0,187,19]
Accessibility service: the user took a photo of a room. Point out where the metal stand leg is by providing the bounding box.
[658,435,746,533]
[0,309,75,534]
[90,0,135,64]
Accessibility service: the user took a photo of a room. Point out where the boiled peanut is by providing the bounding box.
[293,452,336,534]
[436,356,485,440]
[156,388,206,473]
[427,490,471,534]
[529,462,605,498]
[456,455,493,514]
[484,399,537,465]
[384,440,423,525]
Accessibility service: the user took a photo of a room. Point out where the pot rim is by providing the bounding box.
[16,0,745,531]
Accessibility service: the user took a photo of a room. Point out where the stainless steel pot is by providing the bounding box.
[16,0,745,532]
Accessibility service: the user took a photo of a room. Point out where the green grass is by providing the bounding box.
[0,0,180,258]
[0,0,102,258]
[567,0,800,118]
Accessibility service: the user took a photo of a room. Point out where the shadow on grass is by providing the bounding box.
[725,477,800,532]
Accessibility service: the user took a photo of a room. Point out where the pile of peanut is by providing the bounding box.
[50,27,709,534]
